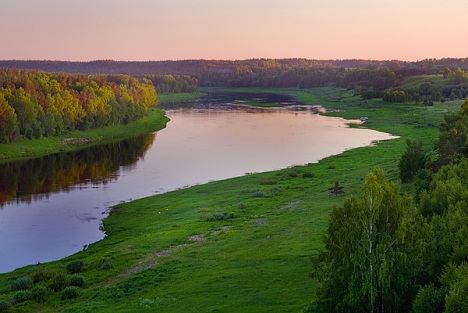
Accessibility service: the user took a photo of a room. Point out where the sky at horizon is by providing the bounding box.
[1,0,467,62]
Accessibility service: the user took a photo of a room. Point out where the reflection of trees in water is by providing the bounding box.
[159,92,297,110]
[0,133,156,206]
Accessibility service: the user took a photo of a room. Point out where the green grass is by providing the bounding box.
[158,92,205,103]
[400,74,448,90]
[0,87,456,312]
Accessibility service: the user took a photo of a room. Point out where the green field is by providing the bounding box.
[0,88,459,312]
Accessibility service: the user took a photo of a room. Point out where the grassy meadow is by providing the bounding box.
[0,88,459,312]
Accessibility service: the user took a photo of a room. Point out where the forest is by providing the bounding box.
[2,58,468,104]
[308,99,468,313]
[0,69,158,143]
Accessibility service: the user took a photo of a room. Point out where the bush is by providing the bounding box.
[252,191,265,198]
[66,260,85,274]
[31,267,57,283]
[13,290,33,304]
[11,277,33,291]
[303,171,315,178]
[237,202,248,209]
[205,210,236,222]
[61,286,81,300]
[270,187,282,196]
[100,258,114,270]
[288,170,299,178]
[49,272,70,292]
[31,285,48,303]
[0,300,11,311]
[70,275,84,287]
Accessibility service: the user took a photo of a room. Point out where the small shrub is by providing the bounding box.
[11,277,33,291]
[327,165,336,170]
[31,285,48,303]
[66,260,85,274]
[205,210,236,222]
[252,191,265,198]
[238,202,248,209]
[288,170,299,178]
[100,258,114,270]
[49,272,70,292]
[61,286,81,300]
[31,267,57,283]
[13,290,33,304]
[0,299,11,311]
[270,187,282,196]
[303,171,315,178]
[70,275,84,287]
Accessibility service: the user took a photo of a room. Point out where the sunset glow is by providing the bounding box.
[1,0,468,61]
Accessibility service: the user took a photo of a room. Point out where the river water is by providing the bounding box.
[0,92,396,273]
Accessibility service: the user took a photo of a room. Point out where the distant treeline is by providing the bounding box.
[140,74,198,93]
[3,58,468,103]
[0,69,158,143]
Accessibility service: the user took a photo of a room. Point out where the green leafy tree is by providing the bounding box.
[399,139,425,182]
[310,168,431,313]
[0,93,18,143]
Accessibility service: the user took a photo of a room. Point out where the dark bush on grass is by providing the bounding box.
[11,277,33,291]
[100,257,114,270]
[252,191,265,198]
[0,299,11,311]
[238,202,248,209]
[303,171,315,178]
[31,285,48,303]
[288,170,299,178]
[49,272,70,292]
[270,187,282,196]
[66,260,85,273]
[13,290,33,304]
[205,210,236,222]
[61,286,81,300]
[70,275,84,287]
[31,267,57,283]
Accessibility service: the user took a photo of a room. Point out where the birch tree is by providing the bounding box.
[310,168,431,313]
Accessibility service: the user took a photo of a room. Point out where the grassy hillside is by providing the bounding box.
[0,88,457,312]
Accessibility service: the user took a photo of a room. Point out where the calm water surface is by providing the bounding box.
[0,93,397,273]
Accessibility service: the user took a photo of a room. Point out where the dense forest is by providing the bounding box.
[308,99,468,313]
[2,58,468,103]
[0,69,159,143]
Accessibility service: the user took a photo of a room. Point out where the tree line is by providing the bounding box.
[308,99,468,313]
[0,69,158,143]
[3,59,468,105]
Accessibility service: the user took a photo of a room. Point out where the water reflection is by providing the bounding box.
[159,92,298,110]
[0,133,156,207]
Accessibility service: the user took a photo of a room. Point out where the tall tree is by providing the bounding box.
[399,139,425,182]
[0,93,18,143]
[310,168,431,313]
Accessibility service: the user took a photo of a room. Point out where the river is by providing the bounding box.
[0,92,396,273]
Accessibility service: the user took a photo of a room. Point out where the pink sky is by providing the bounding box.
[1,0,467,61]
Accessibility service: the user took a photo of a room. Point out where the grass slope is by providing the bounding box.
[0,88,457,312]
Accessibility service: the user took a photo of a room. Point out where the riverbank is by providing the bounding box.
[0,88,455,312]
[0,103,174,163]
